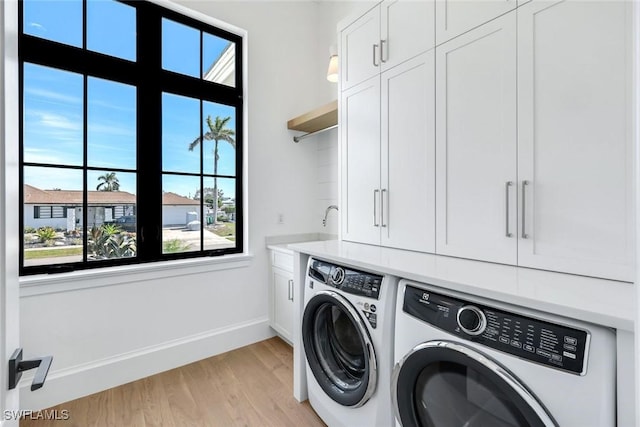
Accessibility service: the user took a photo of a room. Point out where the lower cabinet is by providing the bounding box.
[269,248,294,344]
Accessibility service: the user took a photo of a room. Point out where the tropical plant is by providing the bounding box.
[36,226,57,244]
[188,116,235,225]
[101,223,121,236]
[88,226,111,258]
[88,225,136,259]
[108,233,137,258]
[96,172,120,191]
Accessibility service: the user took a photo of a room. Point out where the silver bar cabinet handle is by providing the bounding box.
[373,44,379,67]
[505,181,513,237]
[381,189,387,227]
[288,279,294,301]
[373,189,380,227]
[380,40,387,63]
[521,180,529,239]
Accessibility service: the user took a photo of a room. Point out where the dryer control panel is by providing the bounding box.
[308,259,382,300]
[403,285,590,375]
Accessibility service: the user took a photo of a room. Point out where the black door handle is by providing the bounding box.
[9,348,53,391]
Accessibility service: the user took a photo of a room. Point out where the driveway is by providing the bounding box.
[162,226,234,250]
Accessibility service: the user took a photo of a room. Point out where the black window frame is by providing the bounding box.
[19,0,244,276]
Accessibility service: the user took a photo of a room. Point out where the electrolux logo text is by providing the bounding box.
[4,409,70,421]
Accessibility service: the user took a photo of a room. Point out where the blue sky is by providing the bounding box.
[22,0,236,202]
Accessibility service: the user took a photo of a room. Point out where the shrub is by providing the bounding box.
[88,226,136,259]
[163,239,191,253]
[36,227,57,243]
[101,223,121,236]
[24,226,36,234]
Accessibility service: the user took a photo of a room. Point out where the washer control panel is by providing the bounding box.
[308,258,382,300]
[403,285,590,375]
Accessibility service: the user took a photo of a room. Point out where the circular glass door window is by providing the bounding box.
[393,341,556,427]
[302,291,376,407]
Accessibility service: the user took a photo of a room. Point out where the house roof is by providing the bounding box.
[162,192,200,205]
[24,185,200,206]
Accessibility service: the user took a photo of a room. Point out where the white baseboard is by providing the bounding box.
[19,317,275,411]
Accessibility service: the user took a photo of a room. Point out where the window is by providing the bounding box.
[20,0,244,275]
[33,206,67,219]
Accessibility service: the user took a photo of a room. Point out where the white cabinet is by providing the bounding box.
[435,13,517,264]
[380,0,435,72]
[341,77,381,246]
[436,2,633,281]
[341,0,633,282]
[340,0,434,90]
[381,52,436,252]
[342,52,436,252]
[435,0,517,45]
[269,248,294,343]
[340,6,380,90]
[516,0,633,281]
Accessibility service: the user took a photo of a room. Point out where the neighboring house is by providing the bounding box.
[24,185,201,230]
[203,42,235,87]
[162,192,200,226]
[24,184,136,230]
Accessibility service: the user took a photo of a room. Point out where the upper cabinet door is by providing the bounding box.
[340,6,380,91]
[517,0,633,281]
[435,12,517,265]
[381,51,436,253]
[380,0,435,72]
[341,77,382,245]
[435,0,516,45]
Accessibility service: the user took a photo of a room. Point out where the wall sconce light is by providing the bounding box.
[327,45,338,83]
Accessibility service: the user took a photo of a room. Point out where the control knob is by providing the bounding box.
[329,267,345,285]
[457,305,486,336]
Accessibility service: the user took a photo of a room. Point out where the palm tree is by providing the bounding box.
[96,172,120,191]
[189,116,235,225]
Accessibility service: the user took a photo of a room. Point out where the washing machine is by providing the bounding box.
[392,279,616,427]
[302,257,397,427]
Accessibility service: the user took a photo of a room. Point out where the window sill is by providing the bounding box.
[19,253,254,298]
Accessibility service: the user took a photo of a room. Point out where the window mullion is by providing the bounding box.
[136,3,163,261]
[83,74,88,262]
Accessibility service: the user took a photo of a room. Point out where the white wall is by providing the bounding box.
[17,0,348,410]
[162,205,197,226]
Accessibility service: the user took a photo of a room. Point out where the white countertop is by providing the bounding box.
[265,233,338,254]
[288,240,635,331]
[267,243,293,253]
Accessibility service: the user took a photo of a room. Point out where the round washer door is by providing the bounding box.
[392,340,557,427]
[302,290,377,407]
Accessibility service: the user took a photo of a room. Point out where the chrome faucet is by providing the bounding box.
[322,205,339,227]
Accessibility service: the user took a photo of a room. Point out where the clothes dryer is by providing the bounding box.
[392,279,616,427]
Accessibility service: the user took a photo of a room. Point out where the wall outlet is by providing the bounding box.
[277,213,284,224]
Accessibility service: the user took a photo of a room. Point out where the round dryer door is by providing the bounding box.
[392,341,557,427]
[302,290,377,408]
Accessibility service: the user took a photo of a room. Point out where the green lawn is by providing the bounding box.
[24,247,83,259]
[212,222,236,239]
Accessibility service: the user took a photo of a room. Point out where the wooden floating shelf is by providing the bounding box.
[287,100,338,134]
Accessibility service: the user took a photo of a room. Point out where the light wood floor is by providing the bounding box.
[21,337,326,427]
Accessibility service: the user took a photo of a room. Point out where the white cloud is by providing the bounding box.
[88,123,135,137]
[28,22,46,32]
[39,112,81,131]
[25,87,81,105]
